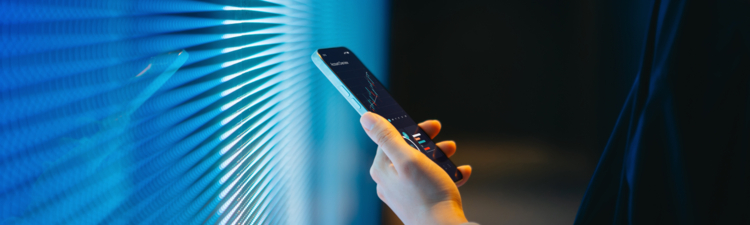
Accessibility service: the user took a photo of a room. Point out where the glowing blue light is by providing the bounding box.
[1,0,388,224]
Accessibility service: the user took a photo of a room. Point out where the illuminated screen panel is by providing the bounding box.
[0,0,388,224]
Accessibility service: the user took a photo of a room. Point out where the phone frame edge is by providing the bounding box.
[311,50,368,115]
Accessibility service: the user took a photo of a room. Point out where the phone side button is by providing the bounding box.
[340,85,350,97]
[349,98,361,110]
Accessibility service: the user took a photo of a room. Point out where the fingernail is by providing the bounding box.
[360,113,378,131]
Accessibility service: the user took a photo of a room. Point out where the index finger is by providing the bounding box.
[418,120,441,139]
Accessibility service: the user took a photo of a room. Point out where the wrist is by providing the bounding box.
[423,200,468,225]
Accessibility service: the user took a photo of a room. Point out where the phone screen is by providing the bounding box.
[317,47,463,182]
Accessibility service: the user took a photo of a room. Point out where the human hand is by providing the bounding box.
[360,112,473,225]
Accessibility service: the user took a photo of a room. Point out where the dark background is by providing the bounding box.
[384,0,652,224]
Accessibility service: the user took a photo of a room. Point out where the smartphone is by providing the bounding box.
[311,47,463,182]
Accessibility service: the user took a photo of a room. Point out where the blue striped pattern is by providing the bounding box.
[0,0,388,224]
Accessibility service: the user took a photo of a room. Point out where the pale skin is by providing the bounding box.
[360,112,473,225]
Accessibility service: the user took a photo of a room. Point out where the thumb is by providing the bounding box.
[360,112,414,164]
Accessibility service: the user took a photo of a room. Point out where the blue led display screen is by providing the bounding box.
[0,0,389,224]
